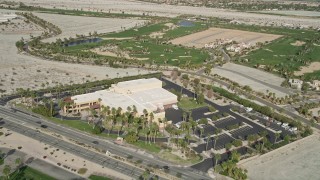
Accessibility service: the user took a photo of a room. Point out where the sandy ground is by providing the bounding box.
[90,47,149,60]
[0,18,43,34]
[170,28,282,48]
[149,22,177,39]
[17,0,320,29]
[294,62,320,76]
[310,107,320,117]
[0,33,152,96]
[0,127,131,179]
[33,12,146,42]
[239,131,320,180]
[290,40,306,46]
[213,63,288,97]
[258,10,320,17]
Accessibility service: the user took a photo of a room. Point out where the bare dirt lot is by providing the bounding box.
[170,28,282,48]
[33,12,146,42]
[294,62,320,76]
[213,63,291,97]
[239,131,320,180]
[0,10,152,96]
[259,10,320,17]
[0,127,130,179]
[17,0,320,29]
[0,33,151,95]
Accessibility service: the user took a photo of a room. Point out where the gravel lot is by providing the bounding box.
[17,0,320,29]
[258,10,320,17]
[213,63,290,97]
[33,12,146,42]
[170,28,282,48]
[0,10,152,96]
[239,131,320,180]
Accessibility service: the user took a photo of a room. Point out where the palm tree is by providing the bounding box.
[230,150,240,162]
[151,122,159,143]
[116,116,122,136]
[189,118,197,134]
[127,106,132,113]
[274,133,280,143]
[182,112,187,122]
[149,112,154,125]
[206,134,212,151]
[259,130,268,151]
[199,127,204,138]
[132,105,138,116]
[214,153,221,167]
[49,99,54,117]
[3,165,11,179]
[213,135,218,150]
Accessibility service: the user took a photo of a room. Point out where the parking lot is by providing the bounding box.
[165,106,218,124]
[193,133,235,153]
[195,124,217,138]
[230,125,258,140]
[162,78,294,172]
[213,117,242,130]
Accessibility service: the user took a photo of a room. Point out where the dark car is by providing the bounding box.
[40,125,48,128]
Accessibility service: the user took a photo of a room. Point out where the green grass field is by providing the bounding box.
[245,37,303,68]
[5,166,55,180]
[132,140,161,153]
[104,23,167,38]
[89,175,112,180]
[164,20,211,39]
[115,39,208,65]
[178,97,207,110]
[213,20,320,80]
[158,150,202,165]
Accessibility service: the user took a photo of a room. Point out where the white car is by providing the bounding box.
[175,122,182,129]
[275,121,282,125]
[172,105,179,110]
[281,123,289,128]
[289,127,298,132]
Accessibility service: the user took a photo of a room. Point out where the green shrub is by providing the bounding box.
[91,125,104,134]
[77,168,87,175]
[125,132,138,143]
[232,139,243,147]
[32,105,55,117]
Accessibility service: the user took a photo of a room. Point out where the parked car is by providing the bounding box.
[172,105,179,110]
[281,123,289,128]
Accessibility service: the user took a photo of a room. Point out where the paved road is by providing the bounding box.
[0,117,144,179]
[0,106,210,180]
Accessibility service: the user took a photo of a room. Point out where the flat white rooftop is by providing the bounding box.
[115,77,160,88]
[71,78,177,114]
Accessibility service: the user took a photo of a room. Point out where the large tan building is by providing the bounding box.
[63,78,177,124]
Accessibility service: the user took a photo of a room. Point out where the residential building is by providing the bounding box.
[289,79,303,89]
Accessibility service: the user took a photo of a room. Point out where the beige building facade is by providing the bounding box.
[63,78,177,125]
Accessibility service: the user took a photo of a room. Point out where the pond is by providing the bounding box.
[64,37,102,47]
[178,20,195,27]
